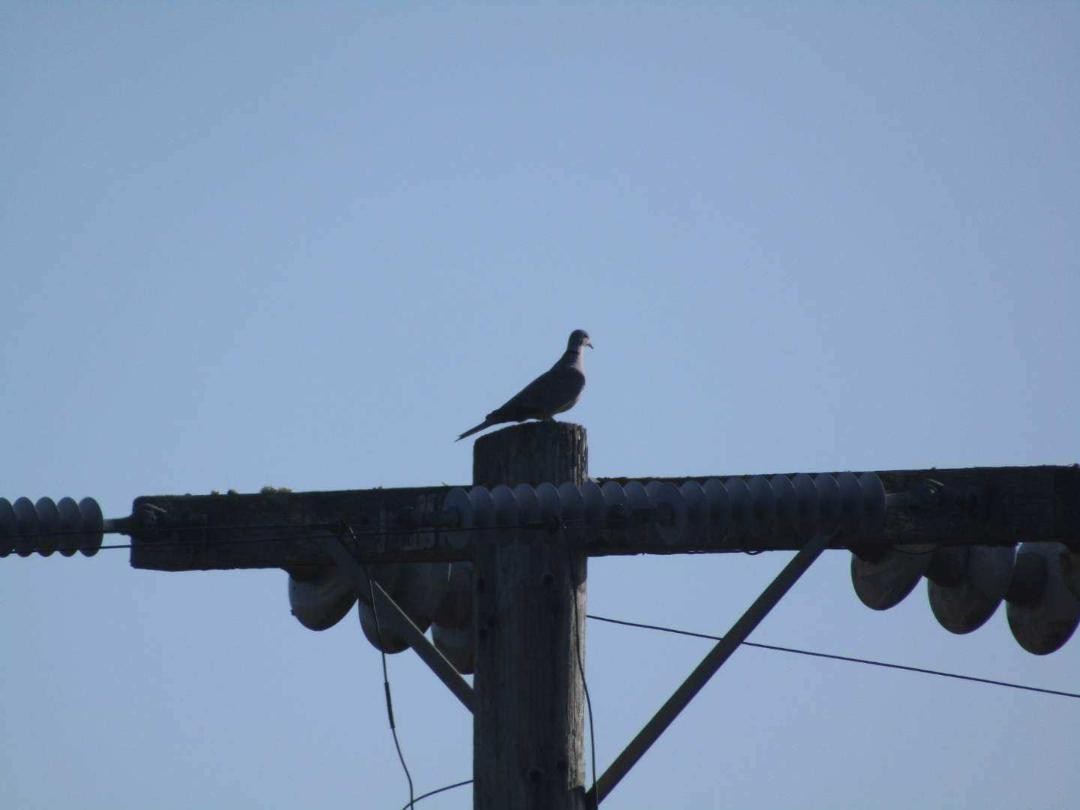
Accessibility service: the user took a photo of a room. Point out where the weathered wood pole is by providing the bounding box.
[472,421,588,810]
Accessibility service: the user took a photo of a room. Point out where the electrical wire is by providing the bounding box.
[587,613,1080,700]
[12,520,1076,703]
[3,514,607,542]
[397,778,473,810]
[15,504,1078,810]
[563,538,598,804]
[351,526,416,810]
[4,516,782,558]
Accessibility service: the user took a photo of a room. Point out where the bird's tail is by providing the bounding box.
[456,420,493,442]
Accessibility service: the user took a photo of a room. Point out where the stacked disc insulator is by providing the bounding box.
[429,562,475,674]
[439,472,886,547]
[357,562,451,652]
[0,497,103,558]
[852,540,1080,655]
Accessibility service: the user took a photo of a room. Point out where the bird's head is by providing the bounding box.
[568,329,593,351]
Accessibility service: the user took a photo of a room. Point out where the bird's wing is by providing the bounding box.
[487,364,585,423]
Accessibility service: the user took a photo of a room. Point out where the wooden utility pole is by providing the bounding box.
[472,422,588,810]
[10,443,1079,807]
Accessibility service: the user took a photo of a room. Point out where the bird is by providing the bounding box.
[456,329,593,441]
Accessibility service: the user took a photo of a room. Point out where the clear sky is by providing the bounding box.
[2,4,1078,809]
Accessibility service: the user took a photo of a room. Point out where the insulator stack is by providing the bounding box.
[288,566,358,631]
[0,496,104,558]
[1006,543,1080,655]
[423,486,488,674]
[439,472,885,547]
[358,562,451,653]
[928,546,1014,634]
[852,541,1080,654]
[430,562,475,674]
[852,546,936,610]
[289,560,452,644]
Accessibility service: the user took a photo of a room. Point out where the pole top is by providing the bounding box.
[473,422,588,488]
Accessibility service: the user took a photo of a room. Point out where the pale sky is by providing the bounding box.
[2,4,1078,809]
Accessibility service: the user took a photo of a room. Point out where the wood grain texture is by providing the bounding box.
[472,421,588,810]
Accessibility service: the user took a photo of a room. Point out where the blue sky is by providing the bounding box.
[2,4,1078,809]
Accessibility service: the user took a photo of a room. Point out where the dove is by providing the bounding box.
[457,329,593,441]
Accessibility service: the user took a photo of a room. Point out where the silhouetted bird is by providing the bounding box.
[457,330,593,441]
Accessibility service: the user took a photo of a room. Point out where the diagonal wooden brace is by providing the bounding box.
[324,534,474,713]
[586,532,831,806]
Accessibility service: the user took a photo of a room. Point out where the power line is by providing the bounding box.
[3,515,601,542]
[13,525,1075,700]
[397,778,473,810]
[5,518,779,558]
[587,613,1080,700]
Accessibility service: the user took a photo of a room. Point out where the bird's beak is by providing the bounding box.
[586,339,594,349]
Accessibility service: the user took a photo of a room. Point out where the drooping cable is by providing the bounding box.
[348,525,416,810]
[397,778,473,809]
[564,538,598,803]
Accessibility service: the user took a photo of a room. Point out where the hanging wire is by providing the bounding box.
[349,526,416,810]
[397,778,473,810]
[563,534,598,803]
[587,613,1080,700]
